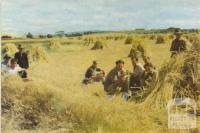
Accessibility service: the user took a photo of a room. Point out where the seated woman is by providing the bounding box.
[83,61,105,85]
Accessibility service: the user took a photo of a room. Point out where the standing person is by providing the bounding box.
[104,60,129,100]
[129,57,145,90]
[83,61,105,84]
[170,32,187,57]
[14,45,29,69]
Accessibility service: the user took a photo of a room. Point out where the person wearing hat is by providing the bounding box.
[104,60,129,100]
[170,32,187,57]
[83,60,105,84]
[14,45,29,69]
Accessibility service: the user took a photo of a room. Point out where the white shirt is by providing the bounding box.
[133,63,145,77]
[7,66,22,75]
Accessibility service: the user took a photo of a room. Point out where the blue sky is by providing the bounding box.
[1,0,200,35]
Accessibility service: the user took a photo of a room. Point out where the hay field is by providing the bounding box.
[1,33,200,133]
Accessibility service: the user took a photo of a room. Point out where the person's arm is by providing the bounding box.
[106,70,116,83]
[170,40,175,52]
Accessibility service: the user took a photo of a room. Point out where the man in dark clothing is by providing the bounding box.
[14,45,29,69]
[83,61,105,84]
[141,63,158,88]
[104,60,129,99]
[170,32,187,57]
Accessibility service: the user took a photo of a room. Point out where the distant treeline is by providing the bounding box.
[1,28,199,40]
[128,28,199,34]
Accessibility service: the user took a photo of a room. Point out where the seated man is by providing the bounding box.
[104,60,129,100]
[142,56,156,69]
[129,57,145,91]
[6,58,28,78]
[14,45,29,69]
[83,61,105,84]
[141,63,158,88]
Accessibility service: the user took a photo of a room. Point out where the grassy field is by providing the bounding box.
[1,34,200,133]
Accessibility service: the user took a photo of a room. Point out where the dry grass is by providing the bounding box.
[128,40,148,58]
[27,45,48,63]
[91,40,104,50]
[2,43,18,56]
[124,36,133,44]
[149,35,156,40]
[49,39,62,49]
[1,33,200,133]
[144,35,200,109]
[156,35,165,44]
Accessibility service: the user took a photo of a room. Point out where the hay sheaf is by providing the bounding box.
[128,40,148,58]
[2,43,18,56]
[144,41,200,109]
[149,35,156,40]
[186,34,200,50]
[124,36,133,44]
[156,35,165,44]
[91,40,104,50]
[49,40,62,49]
[28,46,48,63]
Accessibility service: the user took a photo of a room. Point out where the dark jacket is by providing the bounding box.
[170,39,186,53]
[104,67,126,87]
[14,52,29,69]
[85,66,101,79]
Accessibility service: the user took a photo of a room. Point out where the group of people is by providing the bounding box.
[1,31,188,99]
[83,56,158,100]
[1,45,29,79]
[83,31,188,100]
